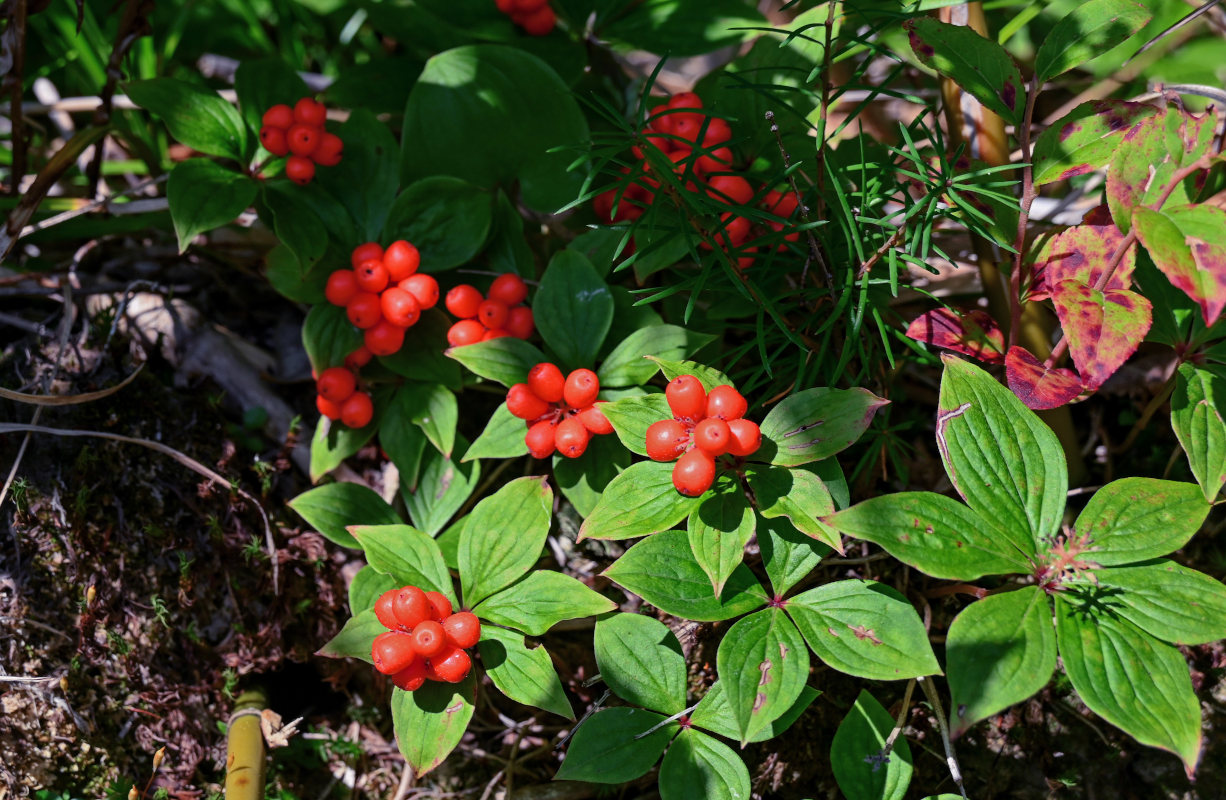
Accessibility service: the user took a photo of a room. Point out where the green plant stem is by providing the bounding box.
[917,676,969,800]
[225,689,267,800]
[1008,73,1041,349]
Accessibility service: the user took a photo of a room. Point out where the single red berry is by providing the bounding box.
[528,363,565,403]
[512,0,549,11]
[700,117,731,146]
[384,240,420,282]
[716,212,752,248]
[317,366,356,403]
[673,448,716,496]
[287,124,320,157]
[259,125,289,156]
[372,631,418,675]
[375,589,400,630]
[695,146,732,176]
[563,369,599,409]
[428,647,472,683]
[380,287,422,328]
[351,242,384,269]
[669,91,703,111]
[517,4,555,35]
[285,155,315,185]
[645,418,689,461]
[693,417,731,455]
[482,328,511,341]
[324,269,359,307]
[525,419,558,459]
[365,319,408,357]
[425,591,453,621]
[345,346,373,370]
[555,417,591,458]
[706,384,748,421]
[666,375,707,421]
[495,0,514,11]
[726,418,761,457]
[443,612,481,649]
[355,259,389,294]
[391,660,429,691]
[393,586,431,629]
[262,104,295,129]
[445,285,483,319]
[316,394,342,421]
[313,132,344,167]
[577,403,613,435]
[477,299,509,330]
[346,293,383,329]
[293,97,327,127]
[488,273,528,306]
[764,188,800,217]
[340,390,374,428]
[507,383,552,421]
[707,174,754,206]
[447,319,485,347]
[505,305,534,339]
[400,274,439,310]
[411,620,446,658]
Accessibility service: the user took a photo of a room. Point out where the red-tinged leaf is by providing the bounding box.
[1005,346,1083,410]
[1134,205,1226,325]
[1051,281,1152,391]
[1028,206,1135,301]
[1031,99,1160,186]
[906,308,1005,364]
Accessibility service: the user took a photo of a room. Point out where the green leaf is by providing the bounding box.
[594,613,687,715]
[945,586,1057,737]
[350,524,457,607]
[1172,363,1226,501]
[465,402,529,462]
[392,676,476,779]
[379,310,464,390]
[399,383,458,458]
[309,413,378,483]
[302,303,363,373]
[649,357,732,391]
[746,464,842,551]
[830,690,913,800]
[757,387,888,467]
[823,492,1031,580]
[1054,594,1202,776]
[688,482,756,596]
[716,608,809,745]
[166,159,256,252]
[348,565,398,616]
[600,393,672,457]
[401,439,481,536]
[1074,477,1210,565]
[936,354,1064,554]
[598,325,715,388]
[261,183,329,279]
[289,482,399,549]
[555,708,674,783]
[658,729,751,800]
[904,17,1024,125]
[1092,560,1226,645]
[382,176,493,272]
[379,388,429,490]
[1031,100,1160,186]
[553,432,630,518]
[126,77,247,160]
[477,625,573,719]
[459,476,552,607]
[264,243,326,304]
[534,250,613,370]
[316,109,400,243]
[485,190,534,277]
[317,609,382,663]
[690,681,819,744]
[579,461,698,541]
[1034,0,1151,83]
[758,515,831,598]
[446,337,547,387]
[233,58,310,148]
[787,580,940,681]
[473,570,615,636]
[402,45,589,212]
[599,0,764,57]
[604,529,767,622]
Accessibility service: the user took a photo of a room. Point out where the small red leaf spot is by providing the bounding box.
[1057,165,1094,181]
[758,659,773,686]
[955,540,964,548]
[827,627,839,637]
[1059,122,1081,141]
[925,525,935,534]
[753,692,767,713]
[1001,80,1017,111]
[913,518,921,528]
[848,624,883,646]
[899,533,910,543]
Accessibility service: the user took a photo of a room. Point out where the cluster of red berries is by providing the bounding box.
[507,363,613,459]
[444,274,534,346]
[646,376,760,496]
[315,365,374,429]
[259,98,343,186]
[493,0,555,35]
[325,240,439,359]
[372,585,480,690]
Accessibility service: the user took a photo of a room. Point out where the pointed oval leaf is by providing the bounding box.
[379,310,464,390]
[317,109,400,243]
[310,413,378,483]
[715,608,809,745]
[598,325,715,388]
[1171,363,1226,501]
[402,439,481,536]
[757,387,888,467]
[1135,205,1226,326]
[647,357,733,391]
[534,250,614,370]
[1051,282,1152,391]
[348,565,398,616]
[379,388,429,489]
[1029,209,1136,300]
[446,337,548,388]
[381,175,493,272]
[758,515,831,598]
[1094,560,1226,645]
[745,464,842,551]
[473,570,616,636]
[167,160,257,253]
[1034,0,1151,82]
[289,482,400,549]
[459,476,552,607]
[688,482,757,596]
[552,432,631,518]
[555,708,674,783]
[350,524,456,607]
[398,383,458,458]
[392,675,476,779]
[1005,345,1084,410]
[1074,477,1210,565]
[126,78,247,160]
[1032,100,1160,186]
[600,393,672,457]
[317,609,383,663]
[464,402,529,462]
[690,681,819,744]
[302,302,365,374]
[659,729,751,800]
[579,460,699,541]
[477,625,573,719]
[904,17,1024,125]
[594,613,688,715]
[831,690,913,800]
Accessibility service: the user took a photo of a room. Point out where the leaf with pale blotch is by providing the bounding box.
[1171,363,1226,501]
[1032,100,1159,186]
[1028,207,1135,301]
[904,17,1023,125]
[1074,477,1209,565]
[715,608,810,744]
[905,308,1005,364]
[1005,346,1083,410]
[1108,108,1217,234]
[1051,281,1151,391]
[1134,205,1226,325]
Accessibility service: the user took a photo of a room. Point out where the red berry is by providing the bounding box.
[555,417,591,458]
[313,132,343,167]
[375,589,399,630]
[391,660,429,691]
[507,383,552,421]
[512,0,548,11]
[425,591,453,621]
[666,375,707,421]
[673,448,716,496]
[351,242,384,269]
[324,269,359,307]
[707,175,754,206]
[384,240,420,281]
[287,124,320,157]
[365,320,408,356]
[563,369,599,409]
[517,4,555,35]
[340,391,374,428]
[726,418,761,457]
[700,118,731,146]
[380,287,422,328]
[411,620,446,658]
[528,363,565,403]
[578,403,613,435]
[259,126,289,156]
[477,299,509,330]
[669,92,703,111]
[645,418,689,461]
[285,155,315,185]
[262,104,294,129]
[346,293,383,329]
[716,212,751,248]
[447,319,485,347]
[706,385,748,420]
[355,259,389,294]
[372,631,418,675]
[316,394,343,420]
[525,419,558,459]
[393,586,431,629]
[293,97,327,127]
[345,346,373,370]
[400,274,439,310]
[317,366,356,403]
[482,328,511,341]
[693,417,731,455]
[445,285,483,319]
[428,647,472,683]
[696,146,732,176]
[488,273,528,306]
[505,306,534,339]
[443,612,481,649]
[495,0,514,11]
